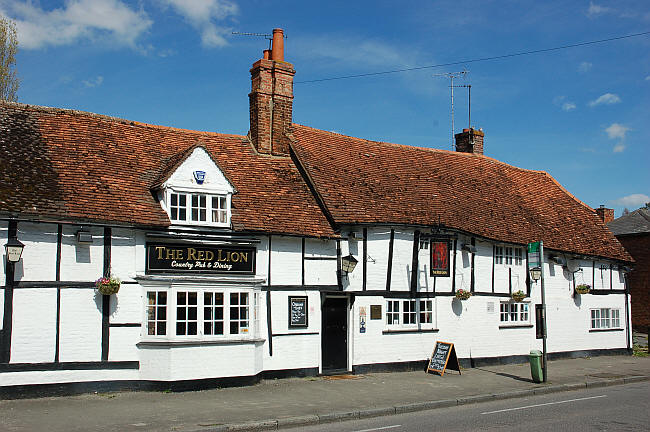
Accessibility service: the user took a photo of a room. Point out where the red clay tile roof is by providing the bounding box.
[291,125,631,262]
[0,102,336,238]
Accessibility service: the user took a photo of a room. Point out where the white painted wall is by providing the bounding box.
[10,288,57,363]
[14,222,57,282]
[269,236,301,286]
[304,238,337,286]
[112,228,137,282]
[59,289,102,362]
[59,225,104,281]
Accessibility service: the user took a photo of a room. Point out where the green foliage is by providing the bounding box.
[0,17,19,102]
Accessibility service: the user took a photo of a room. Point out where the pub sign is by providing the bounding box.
[430,239,451,277]
[147,243,256,274]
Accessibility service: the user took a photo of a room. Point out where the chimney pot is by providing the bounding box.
[595,206,614,224]
[455,127,484,155]
[271,28,284,61]
[263,49,271,60]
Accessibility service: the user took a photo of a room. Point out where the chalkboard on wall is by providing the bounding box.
[427,341,461,376]
[289,296,308,328]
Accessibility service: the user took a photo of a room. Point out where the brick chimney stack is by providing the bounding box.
[249,28,295,156]
[455,128,484,155]
[595,205,615,224]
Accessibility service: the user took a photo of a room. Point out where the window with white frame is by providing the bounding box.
[495,246,504,264]
[590,308,621,330]
[514,248,523,265]
[386,299,434,328]
[499,302,530,324]
[167,191,230,227]
[496,246,523,266]
[144,288,257,339]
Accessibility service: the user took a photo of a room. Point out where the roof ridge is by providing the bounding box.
[0,101,246,139]
[292,123,549,176]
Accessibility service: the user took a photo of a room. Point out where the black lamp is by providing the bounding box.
[341,254,358,274]
[5,237,25,263]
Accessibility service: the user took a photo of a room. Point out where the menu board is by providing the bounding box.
[427,341,461,376]
[289,296,308,327]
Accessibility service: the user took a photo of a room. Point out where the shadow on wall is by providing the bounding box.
[452,298,463,316]
[75,244,91,263]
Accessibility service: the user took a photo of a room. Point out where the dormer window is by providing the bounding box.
[156,146,236,228]
[167,191,230,226]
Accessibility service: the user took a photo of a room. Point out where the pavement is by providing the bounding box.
[1,354,650,432]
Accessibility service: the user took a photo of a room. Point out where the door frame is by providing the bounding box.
[320,294,350,374]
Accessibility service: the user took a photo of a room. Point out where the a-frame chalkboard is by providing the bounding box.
[427,341,461,376]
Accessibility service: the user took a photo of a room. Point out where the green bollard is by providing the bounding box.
[529,350,543,383]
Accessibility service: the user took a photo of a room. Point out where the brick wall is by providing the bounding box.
[616,233,650,327]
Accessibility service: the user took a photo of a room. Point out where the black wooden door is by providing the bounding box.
[322,297,348,371]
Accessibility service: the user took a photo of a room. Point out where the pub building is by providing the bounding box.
[0,29,633,396]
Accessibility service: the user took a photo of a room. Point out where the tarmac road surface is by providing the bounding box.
[297,381,650,432]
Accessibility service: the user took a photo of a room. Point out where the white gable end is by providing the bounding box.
[164,147,234,194]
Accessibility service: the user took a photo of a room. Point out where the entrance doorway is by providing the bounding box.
[321,296,348,373]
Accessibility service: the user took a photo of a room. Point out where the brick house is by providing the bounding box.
[603,206,650,328]
[0,29,634,397]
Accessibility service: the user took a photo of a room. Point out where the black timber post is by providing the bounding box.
[54,224,62,363]
[101,227,111,362]
[1,221,17,364]
[362,228,367,291]
[410,230,420,295]
[336,239,342,290]
[386,229,395,291]
[470,237,476,292]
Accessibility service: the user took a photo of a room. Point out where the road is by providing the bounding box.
[297,381,650,432]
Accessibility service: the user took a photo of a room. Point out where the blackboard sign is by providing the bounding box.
[289,296,308,327]
[427,341,461,376]
[146,243,255,274]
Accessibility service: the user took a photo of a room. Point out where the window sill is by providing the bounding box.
[499,324,533,329]
[137,337,265,347]
[589,328,624,333]
[382,328,439,334]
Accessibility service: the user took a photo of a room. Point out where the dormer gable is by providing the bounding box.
[155,145,235,228]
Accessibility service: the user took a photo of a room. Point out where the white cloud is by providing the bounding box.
[605,123,629,140]
[587,2,612,17]
[612,143,626,153]
[293,35,417,69]
[161,0,238,47]
[578,61,592,73]
[611,194,650,207]
[589,93,621,107]
[553,95,576,112]
[0,0,152,50]
[562,102,576,111]
[82,75,104,88]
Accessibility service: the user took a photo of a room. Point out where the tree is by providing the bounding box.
[0,16,19,102]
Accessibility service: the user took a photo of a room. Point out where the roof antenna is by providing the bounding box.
[433,70,469,150]
[232,31,287,51]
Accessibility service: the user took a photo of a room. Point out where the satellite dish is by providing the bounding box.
[565,259,580,273]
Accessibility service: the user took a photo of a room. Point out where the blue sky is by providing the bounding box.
[2,0,649,217]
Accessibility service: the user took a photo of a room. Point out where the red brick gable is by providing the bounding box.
[0,103,336,238]
[291,125,631,262]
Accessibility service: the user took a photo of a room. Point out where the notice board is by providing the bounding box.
[427,341,461,376]
[289,296,308,327]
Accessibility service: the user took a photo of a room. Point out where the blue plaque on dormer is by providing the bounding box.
[193,170,206,184]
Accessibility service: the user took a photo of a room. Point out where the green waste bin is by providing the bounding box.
[529,350,543,383]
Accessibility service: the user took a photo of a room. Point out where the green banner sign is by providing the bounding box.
[527,241,541,269]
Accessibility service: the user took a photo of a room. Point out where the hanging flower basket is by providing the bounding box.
[511,290,526,302]
[575,284,591,295]
[455,289,472,300]
[95,276,121,295]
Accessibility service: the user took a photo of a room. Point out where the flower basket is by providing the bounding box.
[455,289,472,300]
[575,284,590,295]
[511,290,526,302]
[95,277,121,295]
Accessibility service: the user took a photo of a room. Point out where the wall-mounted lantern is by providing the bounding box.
[341,254,358,274]
[529,266,542,282]
[5,237,25,263]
